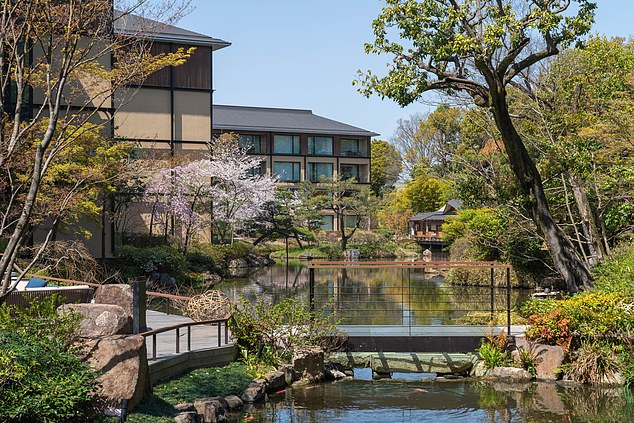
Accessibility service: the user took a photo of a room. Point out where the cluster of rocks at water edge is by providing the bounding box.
[173,347,346,423]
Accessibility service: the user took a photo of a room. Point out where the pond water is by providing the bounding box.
[216,263,530,325]
[233,379,634,423]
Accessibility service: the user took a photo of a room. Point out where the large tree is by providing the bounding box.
[0,0,191,301]
[370,139,402,196]
[357,0,597,292]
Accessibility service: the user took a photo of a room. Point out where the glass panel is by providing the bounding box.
[274,135,300,154]
[308,163,333,182]
[239,134,262,154]
[308,137,333,155]
[273,162,301,182]
[247,161,265,177]
[320,215,334,231]
[340,139,361,157]
[344,215,358,229]
[340,164,359,181]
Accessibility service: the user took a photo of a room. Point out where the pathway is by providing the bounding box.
[144,310,232,361]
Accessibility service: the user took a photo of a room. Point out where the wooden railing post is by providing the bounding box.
[309,267,315,313]
[132,279,147,334]
[490,265,495,323]
[506,266,512,336]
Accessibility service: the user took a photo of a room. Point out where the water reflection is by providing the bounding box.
[216,264,530,326]
[236,380,634,423]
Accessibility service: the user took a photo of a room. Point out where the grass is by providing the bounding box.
[99,362,252,423]
[454,311,529,326]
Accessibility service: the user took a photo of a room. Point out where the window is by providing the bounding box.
[247,161,265,177]
[320,215,334,231]
[273,161,301,182]
[340,164,360,181]
[307,163,333,182]
[340,138,363,157]
[344,215,358,229]
[239,134,262,154]
[273,135,301,155]
[308,137,333,155]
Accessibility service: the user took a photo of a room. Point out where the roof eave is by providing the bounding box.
[115,30,231,50]
[214,124,377,137]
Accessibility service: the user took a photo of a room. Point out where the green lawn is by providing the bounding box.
[99,362,252,423]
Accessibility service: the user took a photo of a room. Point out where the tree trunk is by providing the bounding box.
[568,172,607,262]
[490,90,593,293]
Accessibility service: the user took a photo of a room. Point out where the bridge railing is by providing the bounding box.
[307,261,513,335]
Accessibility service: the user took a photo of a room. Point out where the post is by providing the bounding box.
[309,267,315,313]
[132,279,147,334]
[490,265,495,323]
[176,328,180,354]
[506,267,512,336]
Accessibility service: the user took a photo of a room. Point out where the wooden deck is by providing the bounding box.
[144,310,232,361]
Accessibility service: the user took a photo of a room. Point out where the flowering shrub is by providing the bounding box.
[525,309,572,349]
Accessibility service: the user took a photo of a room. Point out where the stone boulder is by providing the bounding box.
[175,412,200,423]
[514,336,565,381]
[241,380,267,403]
[194,397,227,423]
[534,344,565,381]
[228,258,249,269]
[264,370,287,392]
[59,303,132,336]
[342,249,360,261]
[292,347,325,382]
[94,284,134,316]
[487,367,533,382]
[82,335,150,410]
[223,395,243,411]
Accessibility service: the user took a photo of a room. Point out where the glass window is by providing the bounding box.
[239,134,262,154]
[308,163,333,182]
[344,215,358,229]
[273,135,301,155]
[320,215,334,231]
[308,137,333,155]
[247,161,265,177]
[273,161,301,182]
[340,164,360,181]
[340,139,361,157]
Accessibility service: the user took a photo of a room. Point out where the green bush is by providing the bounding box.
[522,292,634,344]
[116,245,188,276]
[562,341,621,384]
[0,295,80,351]
[477,330,511,369]
[0,297,99,422]
[317,243,343,260]
[593,242,634,297]
[229,297,342,363]
[188,242,252,268]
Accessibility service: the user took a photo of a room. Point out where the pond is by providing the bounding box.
[216,263,531,325]
[233,379,634,423]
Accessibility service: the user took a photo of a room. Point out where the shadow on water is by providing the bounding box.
[232,380,634,423]
[216,262,530,326]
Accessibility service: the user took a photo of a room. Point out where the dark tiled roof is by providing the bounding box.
[114,11,230,50]
[410,199,462,222]
[213,105,379,137]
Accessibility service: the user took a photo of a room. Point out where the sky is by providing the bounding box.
[177,1,634,141]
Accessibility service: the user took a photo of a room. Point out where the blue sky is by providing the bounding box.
[178,1,634,140]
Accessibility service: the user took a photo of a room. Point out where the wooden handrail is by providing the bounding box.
[139,315,230,337]
[308,261,511,269]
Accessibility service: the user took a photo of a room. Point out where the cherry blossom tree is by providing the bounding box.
[144,134,276,249]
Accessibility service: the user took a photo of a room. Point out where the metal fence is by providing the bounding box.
[307,261,515,334]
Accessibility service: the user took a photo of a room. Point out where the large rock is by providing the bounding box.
[515,336,565,381]
[228,258,249,269]
[194,398,222,423]
[175,412,200,423]
[241,380,266,403]
[534,344,565,381]
[59,303,131,336]
[94,284,134,316]
[487,367,533,382]
[327,352,477,375]
[293,347,325,382]
[264,370,287,392]
[224,395,243,411]
[82,335,150,410]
